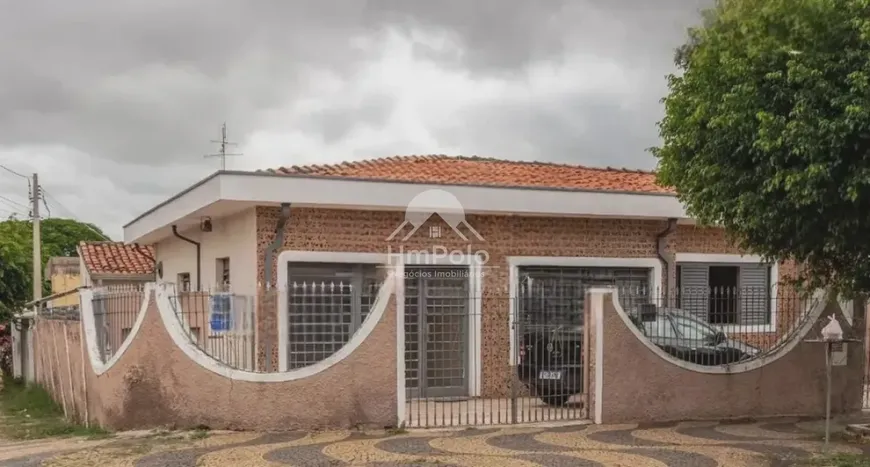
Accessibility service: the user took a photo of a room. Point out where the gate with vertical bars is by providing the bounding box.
[402,266,591,428]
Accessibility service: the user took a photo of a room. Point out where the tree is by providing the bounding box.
[653,0,870,296]
[0,218,108,321]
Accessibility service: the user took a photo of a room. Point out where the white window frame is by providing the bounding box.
[276,251,389,373]
[674,253,779,333]
[507,256,662,366]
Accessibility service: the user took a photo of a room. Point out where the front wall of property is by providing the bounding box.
[595,292,864,423]
[257,206,670,397]
[254,207,798,398]
[32,290,398,431]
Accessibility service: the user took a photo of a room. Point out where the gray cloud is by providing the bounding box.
[299,93,398,143]
[0,0,711,237]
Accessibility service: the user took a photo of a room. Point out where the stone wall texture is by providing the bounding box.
[255,207,804,398]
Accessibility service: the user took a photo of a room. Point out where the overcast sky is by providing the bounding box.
[0,1,710,240]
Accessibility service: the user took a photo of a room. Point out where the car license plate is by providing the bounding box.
[539,371,562,380]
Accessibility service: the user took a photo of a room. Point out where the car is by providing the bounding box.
[516,323,583,406]
[515,304,760,407]
[627,304,760,365]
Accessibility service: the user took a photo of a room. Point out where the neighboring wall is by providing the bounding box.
[49,274,82,308]
[79,256,93,287]
[155,208,257,295]
[46,257,82,308]
[33,318,87,423]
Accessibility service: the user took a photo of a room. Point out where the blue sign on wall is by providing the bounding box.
[209,294,233,332]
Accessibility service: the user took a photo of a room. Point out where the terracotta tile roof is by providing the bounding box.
[265,155,672,194]
[78,241,155,276]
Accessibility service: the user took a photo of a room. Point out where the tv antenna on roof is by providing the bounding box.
[204,122,243,171]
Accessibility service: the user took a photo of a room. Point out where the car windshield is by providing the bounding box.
[640,316,679,338]
[669,314,719,341]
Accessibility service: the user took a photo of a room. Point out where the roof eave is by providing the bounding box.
[124,172,689,245]
[90,273,155,281]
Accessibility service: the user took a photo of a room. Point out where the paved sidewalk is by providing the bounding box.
[0,417,867,466]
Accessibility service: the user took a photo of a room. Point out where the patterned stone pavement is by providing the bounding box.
[0,418,867,466]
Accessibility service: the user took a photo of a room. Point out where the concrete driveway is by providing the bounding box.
[0,417,867,466]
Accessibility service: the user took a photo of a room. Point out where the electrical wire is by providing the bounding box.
[0,194,28,210]
[0,207,24,219]
[40,188,113,241]
[0,164,27,179]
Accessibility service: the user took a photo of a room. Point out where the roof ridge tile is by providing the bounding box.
[257,155,669,194]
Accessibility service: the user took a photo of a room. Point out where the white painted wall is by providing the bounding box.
[79,256,93,287]
[154,207,258,296]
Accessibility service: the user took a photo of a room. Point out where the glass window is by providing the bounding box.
[642,316,679,338]
[670,314,718,341]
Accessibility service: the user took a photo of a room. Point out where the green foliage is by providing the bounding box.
[0,375,109,439]
[0,218,107,320]
[653,0,870,296]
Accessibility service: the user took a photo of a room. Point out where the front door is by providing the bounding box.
[404,267,469,399]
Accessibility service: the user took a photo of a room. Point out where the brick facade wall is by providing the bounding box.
[255,207,796,397]
[256,206,667,397]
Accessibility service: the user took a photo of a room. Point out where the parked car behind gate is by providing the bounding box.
[516,324,583,406]
[516,304,760,406]
[627,305,760,366]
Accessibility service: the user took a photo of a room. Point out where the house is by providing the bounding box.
[77,241,156,287]
[77,241,156,360]
[122,155,796,399]
[44,257,81,311]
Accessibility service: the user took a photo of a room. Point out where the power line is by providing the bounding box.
[40,188,113,241]
[0,194,29,210]
[0,164,28,179]
[0,207,23,219]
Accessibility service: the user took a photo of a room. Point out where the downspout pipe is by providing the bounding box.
[656,218,679,306]
[264,203,292,287]
[172,225,201,291]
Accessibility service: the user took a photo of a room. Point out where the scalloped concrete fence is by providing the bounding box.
[586,289,865,424]
[32,281,398,431]
[32,281,865,431]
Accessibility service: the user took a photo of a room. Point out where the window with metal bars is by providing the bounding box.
[178,273,191,292]
[285,262,381,369]
[216,257,230,290]
[517,266,651,326]
[676,262,773,326]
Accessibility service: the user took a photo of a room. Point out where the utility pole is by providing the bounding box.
[204,122,243,171]
[20,172,40,383]
[31,173,41,303]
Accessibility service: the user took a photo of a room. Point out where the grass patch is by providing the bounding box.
[801,453,870,467]
[0,375,110,440]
